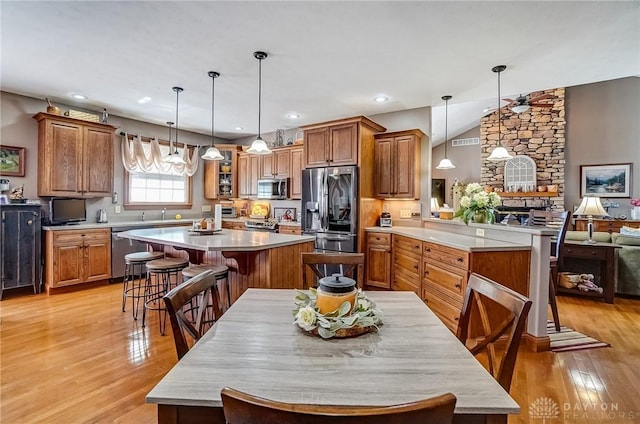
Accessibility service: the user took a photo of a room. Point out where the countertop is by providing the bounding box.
[43,219,192,231]
[365,226,531,252]
[117,227,314,252]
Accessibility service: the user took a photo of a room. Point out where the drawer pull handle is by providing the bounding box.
[414,265,419,270]
[454,316,459,321]
[457,257,463,262]
[455,284,461,289]
[425,248,431,252]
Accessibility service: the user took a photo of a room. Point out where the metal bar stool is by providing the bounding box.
[122,251,165,320]
[182,264,231,314]
[143,257,189,335]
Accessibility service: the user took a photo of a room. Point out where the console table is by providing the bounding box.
[559,241,620,303]
[574,218,640,233]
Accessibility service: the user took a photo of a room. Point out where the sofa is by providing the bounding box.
[565,230,640,296]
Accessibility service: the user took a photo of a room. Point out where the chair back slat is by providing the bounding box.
[301,252,365,289]
[221,387,456,424]
[527,210,572,265]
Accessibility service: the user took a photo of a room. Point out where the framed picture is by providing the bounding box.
[431,178,446,208]
[273,207,296,222]
[0,145,26,177]
[580,163,632,198]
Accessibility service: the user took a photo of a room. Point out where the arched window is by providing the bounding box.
[504,156,536,192]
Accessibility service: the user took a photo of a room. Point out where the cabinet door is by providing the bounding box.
[374,137,394,198]
[261,153,275,178]
[304,127,329,168]
[52,244,84,288]
[237,154,249,197]
[249,155,259,196]
[203,160,219,199]
[274,149,291,177]
[328,123,358,166]
[84,236,111,282]
[43,120,83,196]
[83,126,114,197]
[393,136,416,198]
[366,245,391,289]
[290,147,303,199]
[1,208,40,291]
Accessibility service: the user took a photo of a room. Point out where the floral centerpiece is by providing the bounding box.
[454,182,501,225]
[293,288,383,339]
[631,198,640,220]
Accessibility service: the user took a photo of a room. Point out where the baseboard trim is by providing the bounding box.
[524,332,551,352]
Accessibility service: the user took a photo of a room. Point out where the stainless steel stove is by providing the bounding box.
[244,219,278,232]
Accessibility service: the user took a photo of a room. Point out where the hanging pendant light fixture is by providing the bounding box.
[436,95,455,170]
[165,86,186,164]
[202,71,224,160]
[487,65,513,162]
[247,51,272,155]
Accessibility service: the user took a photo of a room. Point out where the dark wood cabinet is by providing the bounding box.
[374,129,423,199]
[34,112,116,197]
[0,205,42,299]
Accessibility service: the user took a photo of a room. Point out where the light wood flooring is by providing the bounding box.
[1,283,639,423]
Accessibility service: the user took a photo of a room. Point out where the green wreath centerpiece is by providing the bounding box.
[292,288,384,339]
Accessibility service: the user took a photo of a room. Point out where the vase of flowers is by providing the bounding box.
[454,182,501,225]
[631,198,640,220]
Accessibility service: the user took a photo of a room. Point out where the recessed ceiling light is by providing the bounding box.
[287,113,300,119]
[235,127,244,131]
[373,96,388,103]
[70,93,88,100]
[137,96,152,104]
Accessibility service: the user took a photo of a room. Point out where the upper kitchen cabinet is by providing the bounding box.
[374,129,424,199]
[260,147,292,178]
[301,116,386,169]
[290,146,303,199]
[203,145,241,199]
[237,152,260,198]
[34,112,116,198]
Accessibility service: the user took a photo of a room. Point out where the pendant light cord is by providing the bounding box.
[257,56,262,138]
[497,70,502,148]
[173,87,183,154]
[444,97,449,158]
[211,73,216,147]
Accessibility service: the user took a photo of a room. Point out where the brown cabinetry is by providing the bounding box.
[34,112,116,198]
[260,148,292,178]
[237,153,260,198]
[203,145,241,199]
[45,228,111,292]
[365,232,391,289]
[290,147,303,199]
[222,220,247,230]
[278,225,302,235]
[391,235,422,294]
[574,218,640,233]
[374,129,424,199]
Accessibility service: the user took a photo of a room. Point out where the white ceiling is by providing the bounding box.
[2,1,638,145]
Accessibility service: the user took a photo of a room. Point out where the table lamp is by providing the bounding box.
[430,198,440,218]
[574,196,608,244]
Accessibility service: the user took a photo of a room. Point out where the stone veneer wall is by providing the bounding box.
[480,88,565,211]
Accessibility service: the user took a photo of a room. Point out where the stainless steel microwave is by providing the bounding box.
[257,178,288,199]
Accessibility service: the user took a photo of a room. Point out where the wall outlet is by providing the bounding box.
[202,204,212,212]
[400,210,412,219]
[476,228,485,237]
[114,205,121,214]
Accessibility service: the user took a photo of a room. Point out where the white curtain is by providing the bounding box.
[121,133,199,176]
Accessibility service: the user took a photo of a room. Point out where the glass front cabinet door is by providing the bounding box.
[204,145,241,199]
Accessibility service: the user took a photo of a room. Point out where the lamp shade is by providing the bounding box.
[574,196,609,217]
[436,158,455,169]
[487,146,513,161]
[247,137,271,155]
[201,146,224,160]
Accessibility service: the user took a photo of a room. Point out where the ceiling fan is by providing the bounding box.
[503,93,553,113]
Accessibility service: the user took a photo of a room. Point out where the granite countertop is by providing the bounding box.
[117,227,315,252]
[43,219,192,231]
[365,226,531,252]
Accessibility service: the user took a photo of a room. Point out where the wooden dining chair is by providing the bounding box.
[162,269,224,360]
[527,209,572,331]
[221,387,457,424]
[301,252,365,289]
[456,273,532,392]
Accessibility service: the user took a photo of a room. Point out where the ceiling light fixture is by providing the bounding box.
[373,95,388,103]
[247,51,272,155]
[436,95,456,170]
[487,65,514,162]
[137,96,152,104]
[235,127,244,131]
[201,71,224,161]
[70,93,87,100]
[165,86,186,164]
[287,113,300,119]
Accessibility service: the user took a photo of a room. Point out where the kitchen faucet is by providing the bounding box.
[161,208,166,221]
[141,211,145,221]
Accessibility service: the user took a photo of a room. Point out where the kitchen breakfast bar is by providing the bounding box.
[117,227,315,303]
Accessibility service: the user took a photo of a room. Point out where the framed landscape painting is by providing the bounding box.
[580,163,631,198]
[0,145,25,177]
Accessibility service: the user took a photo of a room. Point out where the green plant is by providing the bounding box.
[292,288,384,339]
[454,182,502,225]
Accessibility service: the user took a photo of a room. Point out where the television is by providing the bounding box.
[49,198,86,225]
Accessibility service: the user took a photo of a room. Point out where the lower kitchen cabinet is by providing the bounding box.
[222,221,247,230]
[391,235,422,294]
[45,228,111,292]
[365,232,391,289]
[278,225,302,235]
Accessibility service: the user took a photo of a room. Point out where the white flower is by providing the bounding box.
[460,196,471,208]
[465,182,482,195]
[295,306,317,330]
[357,298,370,310]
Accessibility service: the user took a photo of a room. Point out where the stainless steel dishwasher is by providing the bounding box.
[110,226,151,281]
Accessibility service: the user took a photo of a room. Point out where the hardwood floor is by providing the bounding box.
[1,284,639,423]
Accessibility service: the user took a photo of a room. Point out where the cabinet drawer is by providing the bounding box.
[422,285,462,332]
[423,242,469,270]
[564,245,607,260]
[392,271,420,294]
[367,232,391,246]
[51,230,85,245]
[394,252,421,277]
[82,229,111,243]
[423,260,467,303]
[279,226,302,235]
[393,235,422,258]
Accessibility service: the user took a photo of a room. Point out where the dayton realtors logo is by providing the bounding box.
[529,397,560,423]
[529,397,637,422]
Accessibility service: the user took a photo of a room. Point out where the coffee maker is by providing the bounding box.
[380,204,392,227]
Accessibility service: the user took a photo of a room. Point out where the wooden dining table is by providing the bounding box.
[147,289,520,424]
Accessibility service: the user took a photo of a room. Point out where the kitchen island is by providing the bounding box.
[118,227,315,302]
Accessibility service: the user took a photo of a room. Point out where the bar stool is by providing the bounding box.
[182,264,231,313]
[143,257,189,335]
[122,251,165,320]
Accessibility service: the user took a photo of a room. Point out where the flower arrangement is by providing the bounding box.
[631,198,640,207]
[293,288,383,339]
[454,182,501,225]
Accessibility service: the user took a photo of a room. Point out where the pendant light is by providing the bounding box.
[487,65,513,161]
[436,95,455,170]
[247,51,272,155]
[165,86,186,164]
[201,71,224,160]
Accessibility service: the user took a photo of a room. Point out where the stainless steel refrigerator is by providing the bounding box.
[302,166,358,254]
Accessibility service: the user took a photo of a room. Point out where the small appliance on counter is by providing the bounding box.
[380,205,392,227]
[97,208,108,223]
